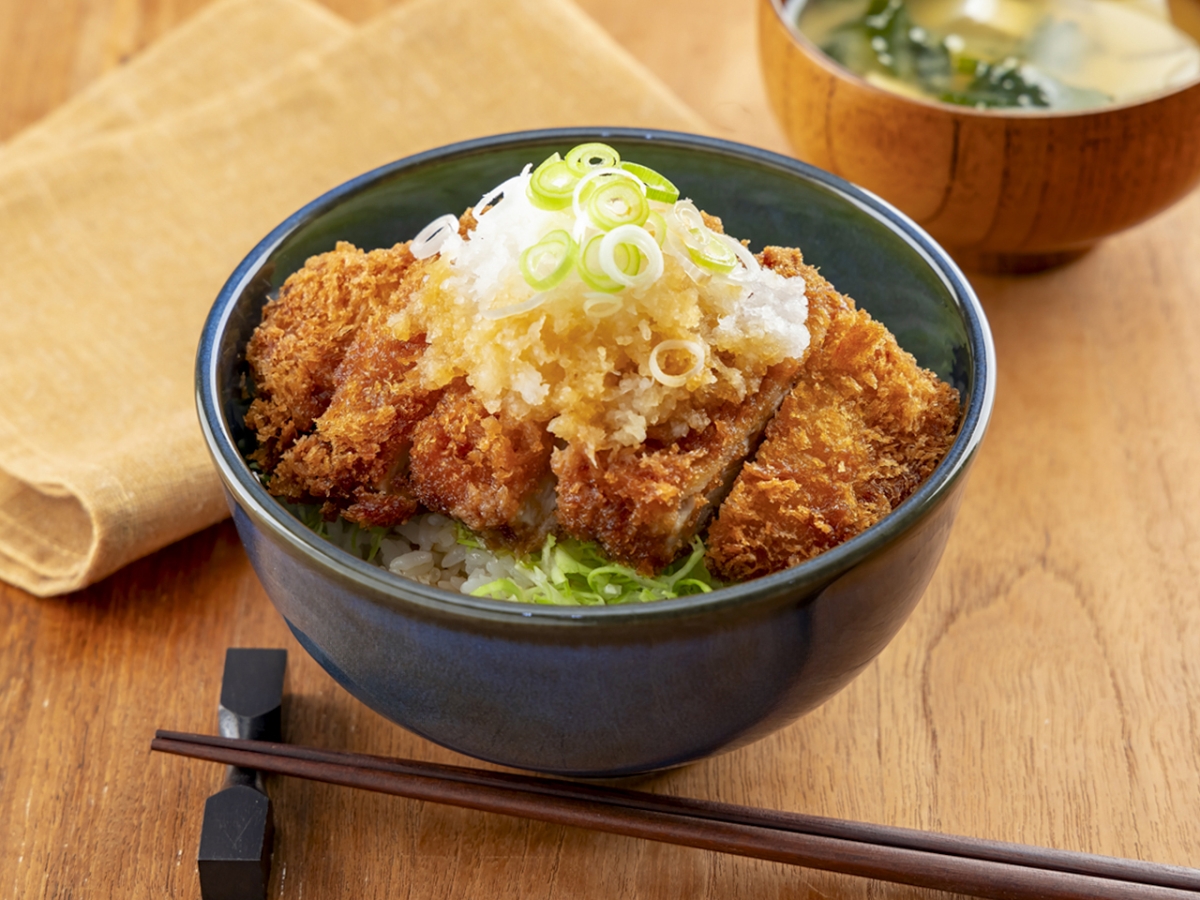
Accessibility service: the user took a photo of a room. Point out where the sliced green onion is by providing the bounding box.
[571,167,625,224]
[673,199,707,232]
[582,293,624,318]
[684,231,738,273]
[599,224,664,289]
[519,229,577,292]
[579,232,639,293]
[649,339,705,387]
[667,200,736,275]
[410,214,461,260]
[585,173,649,230]
[527,153,578,210]
[565,142,620,175]
[619,162,680,203]
[643,210,668,246]
[713,232,760,274]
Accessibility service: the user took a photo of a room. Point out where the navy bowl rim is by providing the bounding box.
[197,126,995,626]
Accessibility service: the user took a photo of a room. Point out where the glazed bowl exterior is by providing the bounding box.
[196,128,995,777]
[760,0,1200,272]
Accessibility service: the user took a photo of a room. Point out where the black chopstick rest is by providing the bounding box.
[197,648,287,900]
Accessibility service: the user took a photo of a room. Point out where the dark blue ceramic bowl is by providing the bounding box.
[197,128,994,777]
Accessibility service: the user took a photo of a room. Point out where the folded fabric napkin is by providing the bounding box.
[0,0,351,168]
[0,0,709,596]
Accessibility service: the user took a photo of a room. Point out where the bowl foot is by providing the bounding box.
[949,245,1094,275]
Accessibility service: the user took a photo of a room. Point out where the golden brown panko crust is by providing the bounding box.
[248,242,440,526]
[548,246,849,573]
[705,250,960,582]
[552,358,801,573]
[245,241,418,469]
[248,212,557,531]
[244,226,959,581]
[410,380,555,549]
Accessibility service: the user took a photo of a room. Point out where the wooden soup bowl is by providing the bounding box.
[760,0,1200,272]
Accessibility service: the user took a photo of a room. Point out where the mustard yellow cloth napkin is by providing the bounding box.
[0,0,350,168]
[0,0,350,597]
[0,0,709,597]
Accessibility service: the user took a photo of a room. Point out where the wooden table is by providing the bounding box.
[3,1,1198,897]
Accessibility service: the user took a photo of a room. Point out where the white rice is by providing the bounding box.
[317,509,540,597]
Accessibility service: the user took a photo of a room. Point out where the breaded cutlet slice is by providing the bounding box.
[706,250,961,583]
[245,241,417,469]
[265,253,442,528]
[552,357,802,574]
[550,246,838,574]
[409,381,556,551]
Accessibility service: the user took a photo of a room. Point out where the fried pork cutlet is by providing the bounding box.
[245,195,959,588]
[264,255,442,527]
[409,381,556,549]
[550,246,847,574]
[705,249,961,583]
[553,357,802,573]
[249,212,555,531]
[245,241,417,469]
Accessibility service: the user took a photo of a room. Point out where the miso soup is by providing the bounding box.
[789,0,1200,109]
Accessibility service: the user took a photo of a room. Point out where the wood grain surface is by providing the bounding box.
[2,1,1198,898]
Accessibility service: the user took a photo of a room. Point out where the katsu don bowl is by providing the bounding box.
[197,128,994,777]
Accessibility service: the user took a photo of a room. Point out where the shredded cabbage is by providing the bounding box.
[286,502,722,604]
[470,533,721,606]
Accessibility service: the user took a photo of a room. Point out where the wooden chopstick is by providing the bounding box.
[152,730,1200,900]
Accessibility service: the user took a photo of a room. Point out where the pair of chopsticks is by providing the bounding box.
[152,730,1200,899]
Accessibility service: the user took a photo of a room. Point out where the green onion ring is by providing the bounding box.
[599,224,664,288]
[409,213,461,260]
[649,339,705,388]
[643,210,668,246]
[585,174,649,230]
[519,229,577,292]
[713,232,760,274]
[619,162,680,203]
[673,199,707,233]
[527,154,578,210]
[565,142,620,175]
[582,294,624,318]
[571,167,629,224]
[671,201,737,274]
[684,230,738,274]
[579,233,639,293]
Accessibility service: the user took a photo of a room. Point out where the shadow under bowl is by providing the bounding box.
[759,0,1200,273]
[196,128,995,777]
